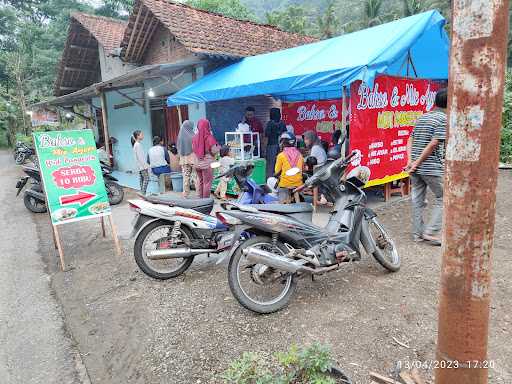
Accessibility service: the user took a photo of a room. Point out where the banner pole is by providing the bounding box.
[52,225,66,271]
[108,214,122,256]
[101,216,106,238]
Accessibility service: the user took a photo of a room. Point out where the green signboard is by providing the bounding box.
[33,129,111,225]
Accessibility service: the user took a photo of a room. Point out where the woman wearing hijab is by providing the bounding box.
[275,132,304,203]
[177,120,195,198]
[192,119,219,198]
[265,107,287,177]
[303,130,327,166]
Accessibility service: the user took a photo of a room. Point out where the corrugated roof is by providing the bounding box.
[121,0,317,62]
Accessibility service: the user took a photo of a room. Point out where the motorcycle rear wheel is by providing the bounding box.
[105,181,124,205]
[134,220,195,280]
[23,191,47,213]
[228,236,297,314]
[368,218,401,272]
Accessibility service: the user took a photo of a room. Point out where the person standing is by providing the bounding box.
[177,120,195,198]
[303,130,327,166]
[167,143,181,172]
[275,132,304,203]
[132,130,150,195]
[265,107,287,177]
[243,106,263,135]
[406,88,448,245]
[192,119,219,199]
[214,145,235,200]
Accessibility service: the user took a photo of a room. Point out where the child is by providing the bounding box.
[214,145,235,200]
[275,132,304,203]
[168,143,181,172]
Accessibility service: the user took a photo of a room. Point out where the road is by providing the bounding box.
[0,151,89,384]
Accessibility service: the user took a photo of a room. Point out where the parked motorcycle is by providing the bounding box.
[129,163,276,280]
[101,161,124,205]
[16,162,124,212]
[14,142,36,165]
[16,165,47,213]
[221,151,401,314]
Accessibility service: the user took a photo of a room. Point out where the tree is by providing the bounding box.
[364,0,384,27]
[187,0,256,21]
[266,5,312,35]
[96,0,134,18]
[317,0,340,38]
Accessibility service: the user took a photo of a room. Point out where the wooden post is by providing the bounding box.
[108,215,122,256]
[53,225,66,271]
[177,105,183,126]
[100,92,111,161]
[101,216,106,237]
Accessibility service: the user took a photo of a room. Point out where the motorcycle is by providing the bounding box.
[16,162,125,212]
[128,163,276,280]
[221,151,401,314]
[14,142,36,165]
[16,165,47,213]
[101,161,124,205]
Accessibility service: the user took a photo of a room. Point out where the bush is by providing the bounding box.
[15,133,33,144]
[221,344,339,384]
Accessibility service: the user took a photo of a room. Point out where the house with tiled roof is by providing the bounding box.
[42,0,316,181]
[120,0,317,63]
[55,13,133,97]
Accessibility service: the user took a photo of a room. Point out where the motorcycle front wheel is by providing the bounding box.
[228,236,297,314]
[134,220,195,280]
[105,181,124,205]
[23,191,47,213]
[368,218,401,272]
[15,152,26,165]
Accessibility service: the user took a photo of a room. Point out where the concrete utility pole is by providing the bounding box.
[436,1,509,384]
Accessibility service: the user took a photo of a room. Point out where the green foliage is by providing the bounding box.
[501,71,512,164]
[187,0,256,21]
[316,0,340,38]
[266,5,312,35]
[221,343,336,384]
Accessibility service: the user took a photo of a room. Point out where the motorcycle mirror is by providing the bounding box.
[285,167,301,177]
[210,161,221,169]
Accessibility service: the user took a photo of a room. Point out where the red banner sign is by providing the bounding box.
[52,165,96,189]
[349,75,443,186]
[282,99,346,143]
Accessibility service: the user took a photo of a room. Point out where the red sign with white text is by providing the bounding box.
[52,165,96,190]
[282,99,347,142]
[349,75,444,186]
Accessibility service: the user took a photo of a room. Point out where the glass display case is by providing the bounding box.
[225,132,260,161]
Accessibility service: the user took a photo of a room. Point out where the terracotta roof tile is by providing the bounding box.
[71,12,127,52]
[122,0,317,60]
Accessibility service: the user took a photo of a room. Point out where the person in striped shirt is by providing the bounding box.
[406,88,448,246]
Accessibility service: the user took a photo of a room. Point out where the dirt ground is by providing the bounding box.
[35,171,512,384]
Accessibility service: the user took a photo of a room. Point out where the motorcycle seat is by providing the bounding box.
[145,195,214,210]
[248,203,313,214]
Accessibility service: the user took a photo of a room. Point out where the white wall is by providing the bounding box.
[98,44,137,81]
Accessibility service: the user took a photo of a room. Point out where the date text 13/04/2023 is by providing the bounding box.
[397,359,497,370]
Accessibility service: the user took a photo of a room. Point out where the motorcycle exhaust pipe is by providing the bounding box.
[243,247,305,274]
[242,247,342,275]
[147,248,215,260]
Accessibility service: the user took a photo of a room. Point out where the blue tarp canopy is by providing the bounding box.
[168,10,449,106]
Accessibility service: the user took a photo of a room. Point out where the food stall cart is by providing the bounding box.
[211,131,266,195]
